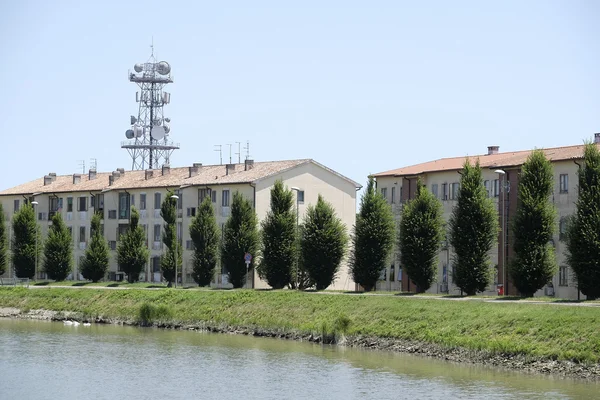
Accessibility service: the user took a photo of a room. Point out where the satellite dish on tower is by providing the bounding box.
[133,125,143,137]
[125,129,134,139]
[157,61,171,75]
[164,125,171,134]
[130,115,137,125]
[151,125,165,140]
[134,64,143,73]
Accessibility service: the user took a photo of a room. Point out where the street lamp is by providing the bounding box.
[31,201,39,281]
[290,187,302,289]
[170,194,179,288]
[494,170,507,296]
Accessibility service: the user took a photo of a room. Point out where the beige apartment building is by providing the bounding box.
[0,159,361,291]
[373,134,600,300]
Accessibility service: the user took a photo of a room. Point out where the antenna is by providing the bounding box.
[121,44,178,170]
[227,143,232,164]
[90,158,97,170]
[77,160,85,174]
[214,145,222,165]
[235,141,241,163]
[243,140,251,160]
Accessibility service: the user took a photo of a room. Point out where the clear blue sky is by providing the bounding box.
[1,0,598,195]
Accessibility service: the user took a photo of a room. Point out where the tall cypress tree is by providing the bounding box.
[301,195,348,290]
[12,203,40,279]
[566,142,600,299]
[81,212,110,282]
[511,149,557,297]
[398,181,445,293]
[221,192,259,288]
[350,176,395,292]
[449,159,498,295]
[257,180,297,289]
[43,213,73,281]
[160,190,181,286]
[0,204,7,276]
[190,196,220,287]
[117,207,149,283]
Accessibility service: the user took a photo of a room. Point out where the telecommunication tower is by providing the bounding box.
[121,48,179,170]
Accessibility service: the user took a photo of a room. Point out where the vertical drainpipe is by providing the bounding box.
[251,182,257,289]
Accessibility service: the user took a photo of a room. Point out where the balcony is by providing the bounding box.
[140,210,147,219]
[154,209,161,219]
[66,212,73,221]
[78,242,87,251]
[152,241,162,250]
[79,211,88,220]
[221,206,230,218]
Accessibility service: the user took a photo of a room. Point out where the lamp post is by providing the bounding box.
[494,170,507,296]
[290,187,302,289]
[31,201,39,281]
[170,194,179,288]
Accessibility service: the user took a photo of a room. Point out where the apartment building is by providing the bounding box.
[373,134,600,300]
[0,159,361,291]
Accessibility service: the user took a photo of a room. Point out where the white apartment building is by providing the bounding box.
[0,159,361,291]
[373,134,600,300]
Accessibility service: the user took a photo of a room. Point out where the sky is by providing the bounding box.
[1,0,598,198]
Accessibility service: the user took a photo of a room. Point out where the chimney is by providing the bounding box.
[109,170,121,186]
[189,163,201,178]
[43,175,53,186]
[595,133,600,144]
[226,163,236,175]
[49,172,57,182]
[89,168,97,180]
[244,159,254,171]
[109,176,114,186]
[145,170,154,180]
[73,174,81,184]
[162,164,170,176]
[117,168,125,175]
[487,146,500,155]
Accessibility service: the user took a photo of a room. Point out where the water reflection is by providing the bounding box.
[0,319,597,400]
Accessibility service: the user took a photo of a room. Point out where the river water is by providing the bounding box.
[0,319,597,400]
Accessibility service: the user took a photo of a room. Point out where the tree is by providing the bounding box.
[511,149,557,297]
[449,159,498,295]
[80,212,110,282]
[566,142,600,299]
[160,190,181,287]
[0,204,7,276]
[257,180,297,289]
[398,181,445,293]
[12,203,40,279]
[116,207,149,283]
[221,191,259,288]
[350,176,395,292]
[301,194,348,290]
[190,196,220,287]
[43,213,72,281]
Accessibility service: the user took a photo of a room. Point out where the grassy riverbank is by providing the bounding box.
[1,287,599,364]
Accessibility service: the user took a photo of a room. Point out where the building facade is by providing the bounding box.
[373,135,600,300]
[0,159,361,291]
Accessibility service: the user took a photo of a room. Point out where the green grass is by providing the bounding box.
[1,287,599,363]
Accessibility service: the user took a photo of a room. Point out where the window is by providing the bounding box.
[153,224,161,242]
[154,192,161,210]
[431,184,438,199]
[108,210,117,219]
[378,267,386,281]
[13,199,19,213]
[118,193,130,219]
[175,190,182,210]
[79,226,86,243]
[559,217,568,241]
[397,267,402,282]
[450,183,459,200]
[380,187,387,200]
[186,240,194,250]
[559,174,568,193]
[389,265,395,282]
[484,180,490,197]
[50,197,61,213]
[130,195,135,207]
[91,196,96,208]
[441,183,448,200]
[297,190,305,203]
[68,226,73,239]
[559,266,568,287]
[198,188,211,204]
[109,241,117,251]
[493,179,500,197]
[67,197,73,212]
[78,196,87,212]
[211,191,217,203]
[391,187,395,204]
[187,207,196,217]
[96,194,104,210]
[140,194,147,210]
[152,256,161,273]
[222,190,230,207]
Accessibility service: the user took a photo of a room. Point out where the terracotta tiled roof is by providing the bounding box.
[0,159,325,196]
[373,143,599,177]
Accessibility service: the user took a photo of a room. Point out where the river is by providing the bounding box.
[0,318,598,399]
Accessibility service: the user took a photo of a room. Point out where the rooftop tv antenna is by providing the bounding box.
[77,160,85,174]
[235,142,241,163]
[121,44,179,170]
[214,145,222,165]
[90,158,97,170]
[243,140,251,160]
[227,143,232,164]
